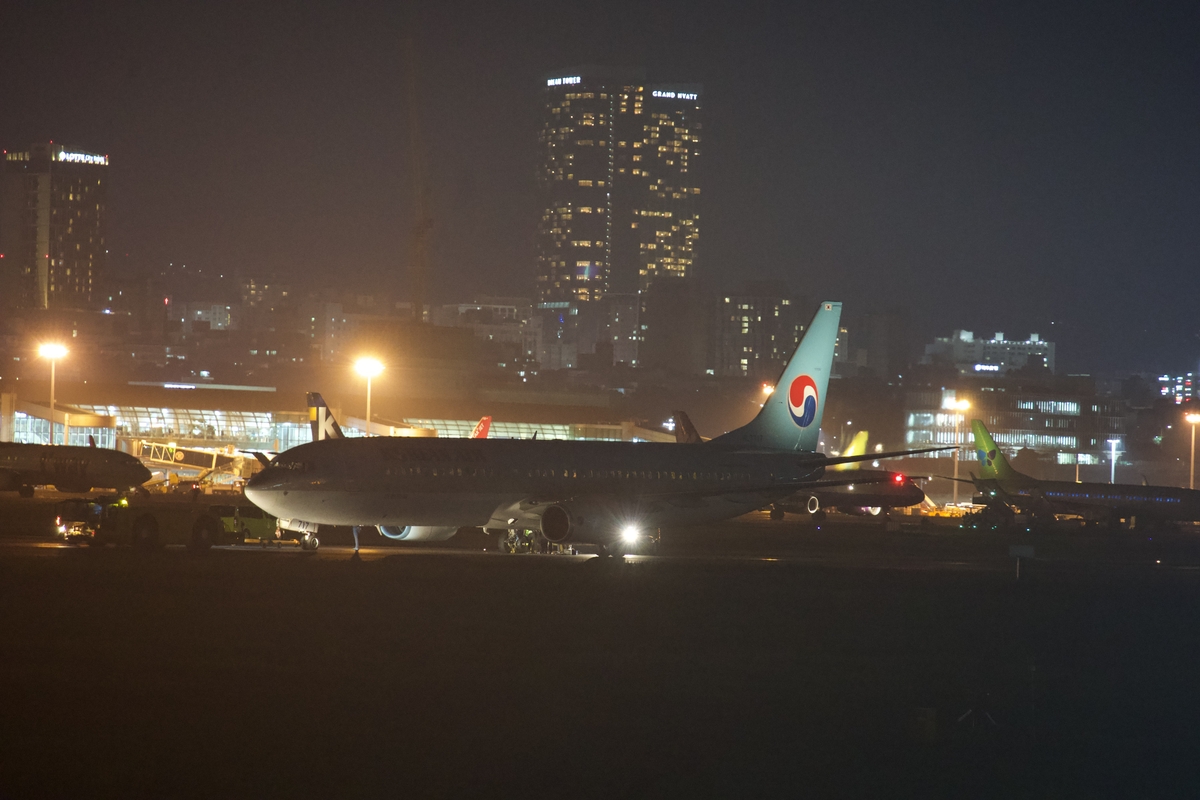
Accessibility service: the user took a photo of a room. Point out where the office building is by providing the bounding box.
[904,378,1124,464]
[921,330,1055,376]
[1,143,108,310]
[1158,373,1197,404]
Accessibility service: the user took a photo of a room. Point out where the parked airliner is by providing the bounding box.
[246,302,942,552]
[969,419,1200,527]
[0,442,151,497]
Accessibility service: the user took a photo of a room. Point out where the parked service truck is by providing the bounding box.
[95,497,317,551]
[95,497,234,551]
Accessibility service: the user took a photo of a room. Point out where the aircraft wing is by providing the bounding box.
[820,445,954,467]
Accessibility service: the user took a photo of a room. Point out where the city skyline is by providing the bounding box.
[1,1,1197,374]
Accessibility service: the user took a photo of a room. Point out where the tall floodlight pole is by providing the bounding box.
[355,357,385,436]
[1108,439,1119,484]
[1186,413,1200,489]
[950,399,970,507]
[38,344,68,445]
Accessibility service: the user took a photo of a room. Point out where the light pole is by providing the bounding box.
[950,399,970,506]
[354,357,384,436]
[1186,413,1200,490]
[38,343,68,445]
[1108,439,1120,484]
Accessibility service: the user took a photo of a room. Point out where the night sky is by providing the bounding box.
[3,0,1197,373]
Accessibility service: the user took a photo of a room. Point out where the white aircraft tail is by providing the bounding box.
[307,392,345,441]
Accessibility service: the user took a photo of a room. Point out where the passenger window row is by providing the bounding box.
[379,466,746,482]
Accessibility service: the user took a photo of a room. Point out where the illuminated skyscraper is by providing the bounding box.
[0,143,108,310]
[536,68,701,303]
[626,84,702,292]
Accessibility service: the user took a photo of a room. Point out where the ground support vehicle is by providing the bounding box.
[209,504,286,546]
[96,498,245,552]
[53,498,107,544]
[489,527,657,556]
[489,528,580,555]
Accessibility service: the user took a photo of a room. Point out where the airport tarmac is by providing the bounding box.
[3,511,1200,797]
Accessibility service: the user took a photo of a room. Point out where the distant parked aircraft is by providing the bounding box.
[0,443,151,497]
[966,419,1200,528]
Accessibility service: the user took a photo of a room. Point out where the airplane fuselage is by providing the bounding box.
[0,443,152,494]
[779,471,925,515]
[980,476,1200,522]
[245,436,830,544]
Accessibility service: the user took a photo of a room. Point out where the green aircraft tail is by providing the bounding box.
[970,419,1018,481]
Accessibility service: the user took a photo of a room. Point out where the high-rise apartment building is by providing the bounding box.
[535,68,701,303]
[713,281,806,379]
[0,143,108,310]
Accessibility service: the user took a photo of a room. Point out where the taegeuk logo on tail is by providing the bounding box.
[787,375,819,428]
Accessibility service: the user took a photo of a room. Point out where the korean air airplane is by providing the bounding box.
[246,302,941,553]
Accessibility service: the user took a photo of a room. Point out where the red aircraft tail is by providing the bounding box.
[471,416,492,439]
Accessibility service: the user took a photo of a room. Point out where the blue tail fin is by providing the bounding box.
[712,301,842,452]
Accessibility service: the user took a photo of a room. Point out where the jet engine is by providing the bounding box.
[806,495,820,514]
[536,505,573,542]
[377,525,460,542]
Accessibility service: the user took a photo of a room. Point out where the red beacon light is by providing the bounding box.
[893,473,906,484]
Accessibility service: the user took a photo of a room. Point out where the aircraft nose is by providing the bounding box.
[243,482,278,512]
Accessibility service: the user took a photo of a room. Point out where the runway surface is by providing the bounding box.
[3,513,1200,797]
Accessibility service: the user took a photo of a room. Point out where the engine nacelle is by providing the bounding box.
[377,525,459,542]
[537,505,573,542]
[806,495,820,514]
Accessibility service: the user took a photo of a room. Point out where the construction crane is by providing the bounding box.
[405,36,432,323]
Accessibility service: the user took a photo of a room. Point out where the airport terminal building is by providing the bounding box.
[1,382,672,464]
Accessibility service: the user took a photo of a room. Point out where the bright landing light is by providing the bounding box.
[355,357,384,378]
[621,526,639,543]
[39,343,68,360]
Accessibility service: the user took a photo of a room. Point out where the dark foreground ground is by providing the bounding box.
[3,505,1200,798]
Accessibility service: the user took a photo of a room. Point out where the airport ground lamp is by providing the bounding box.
[1187,413,1200,490]
[38,343,68,445]
[355,357,384,436]
[950,399,970,506]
